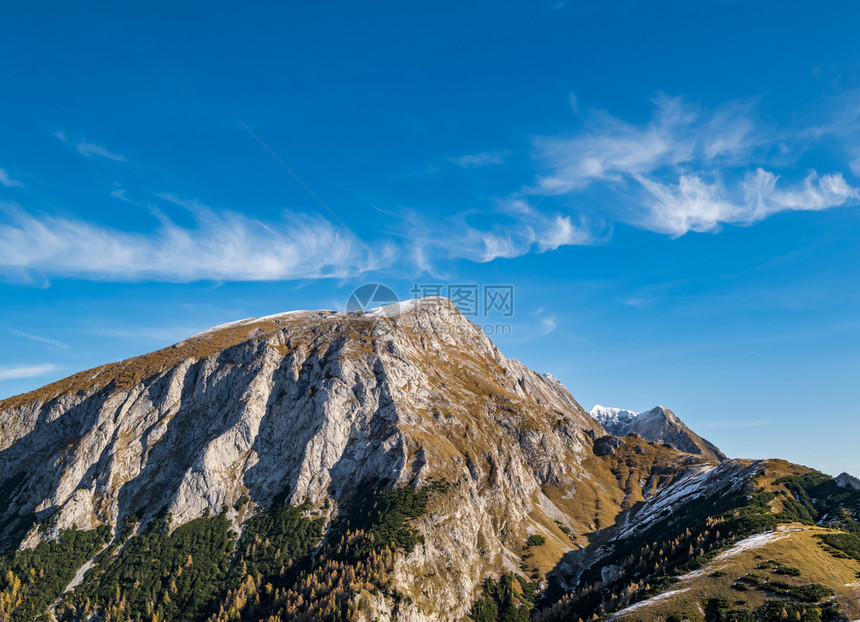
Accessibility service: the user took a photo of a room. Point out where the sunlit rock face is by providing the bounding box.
[0,297,728,620]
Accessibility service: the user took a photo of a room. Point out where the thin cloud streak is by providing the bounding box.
[449,151,508,168]
[53,131,128,162]
[0,363,59,381]
[0,169,23,188]
[76,141,127,162]
[533,308,557,336]
[81,325,211,344]
[8,328,69,349]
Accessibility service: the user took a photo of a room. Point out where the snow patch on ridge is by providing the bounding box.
[185,298,451,342]
[610,526,800,619]
[606,588,690,620]
[367,298,425,316]
[679,527,799,582]
[187,310,309,339]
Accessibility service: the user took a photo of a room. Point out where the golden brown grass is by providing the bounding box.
[613,524,860,621]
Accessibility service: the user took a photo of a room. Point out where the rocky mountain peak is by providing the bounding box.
[587,405,638,435]
[590,403,726,461]
[835,472,860,490]
[0,296,619,613]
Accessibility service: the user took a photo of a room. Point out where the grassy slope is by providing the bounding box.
[594,460,860,621]
[611,525,860,621]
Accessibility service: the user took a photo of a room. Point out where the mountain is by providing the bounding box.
[835,472,860,490]
[587,405,638,436]
[0,297,858,622]
[590,404,727,461]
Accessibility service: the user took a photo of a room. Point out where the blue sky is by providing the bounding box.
[1,1,859,475]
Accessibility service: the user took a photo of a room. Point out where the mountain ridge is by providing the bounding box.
[0,297,857,622]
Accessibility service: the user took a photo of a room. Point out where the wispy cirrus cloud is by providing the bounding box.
[0,363,59,381]
[81,324,209,344]
[530,96,762,194]
[0,168,23,188]
[528,95,859,236]
[404,199,600,273]
[449,150,509,169]
[8,328,69,349]
[54,131,128,162]
[0,202,390,282]
[457,208,595,262]
[532,308,557,336]
[75,140,127,162]
[636,168,858,235]
[17,94,858,284]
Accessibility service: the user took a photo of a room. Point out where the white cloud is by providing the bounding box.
[568,92,580,116]
[532,308,557,336]
[404,200,598,269]
[635,174,740,234]
[0,168,23,188]
[449,151,508,168]
[530,96,859,235]
[472,201,598,260]
[532,96,758,193]
[82,324,209,344]
[770,170,859,211]
[75,140,127,162]
[0,363,59,381]
[638,169,858,235]
[8,329,69,349]
[54,131,128,162]
[0,203,389,282]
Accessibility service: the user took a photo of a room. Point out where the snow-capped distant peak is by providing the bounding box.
[589,404,638,421]
[589,405,639,436]
[589,403,727,461]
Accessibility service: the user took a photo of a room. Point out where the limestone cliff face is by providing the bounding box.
[0,297,723,620]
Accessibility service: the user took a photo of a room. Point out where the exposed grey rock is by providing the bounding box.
[593,436,625,456]
[835,472,860,490]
